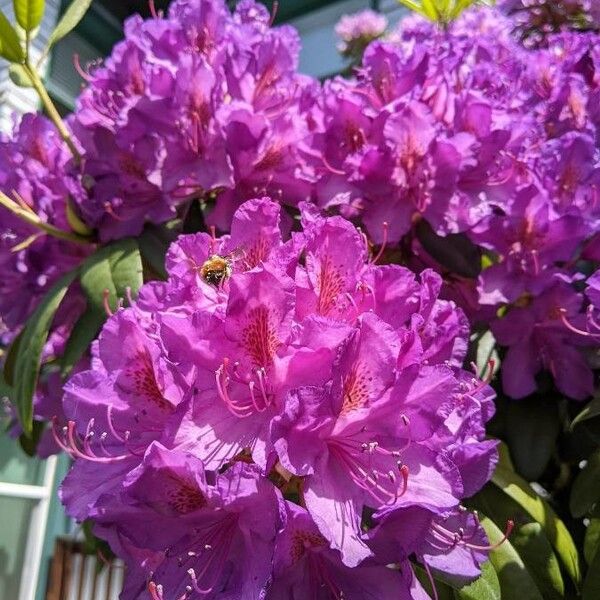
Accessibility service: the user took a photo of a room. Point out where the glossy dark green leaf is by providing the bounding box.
[46,0,92,50]
[60,307,105,377]
[480,516,543,600]
[492,456,581,586]
[505,397,559,481]
[3,329,23,387]
[0,10,24,62]
[584,519,600,566]
[510,523,564,600]
[13,270,77,436]
[582,544,600,600]
[571,394,600,429]
[416,220,482,278]
[454,561,500,600]
[139,225,175,280]
[65,240,143,376]
[570,451,600,518]
[80,239,143,313]
[19,419,45,456]
[470,484,564,600]
[13,0,45,32]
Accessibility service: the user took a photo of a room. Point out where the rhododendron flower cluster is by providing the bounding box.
[72,0,316,240]
[1,0,600,597]
[56,199,499,598]
[321,7,600,401]
[0,114,88,346]
[498,0,600,45]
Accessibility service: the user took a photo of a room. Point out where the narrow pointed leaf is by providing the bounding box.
[0,10,24,62]
[582,547,600,600]
[470,484,564,600]
[60,307,105,377]
[584,519,600,566]
[13,270,77,436]
[3,330,23,387]
[570,451,600,518]
[46,0,92,50]
[571,394,600,429]
[505,397,559,481]
[454,561,500,600]
[80,239,143,314]
[480,516,543,600]
[13,0,45,32]
[492,462,581,586]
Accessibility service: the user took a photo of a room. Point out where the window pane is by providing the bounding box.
[0,496,36,599]
[0,431,45,486]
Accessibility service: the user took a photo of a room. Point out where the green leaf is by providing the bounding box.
[397,0,432,19]
[571,393,600,429]
[584,519,600,566]
[139,225,175,280]
[470,484,564,600]
[13,0,45,32]
[421,0,441,19]
[510,523,564,600]
[62,239,143,376]
[19,419,45,456]
[13,270,77,436]
[416,220,481,278]
[0,10,24,62]
[582,545,600,600]
[66,198,93,236]
[9,63,33,87]
[505,397,559,481]
[450,0,477,18]
[80,239,143,314]
[492,462,581,587]
[46,0,92,50]
[60,307,105,377]
[454,561,500,600]
[570,451,600,518]
[3,329,23,387]
[480,516,543,600]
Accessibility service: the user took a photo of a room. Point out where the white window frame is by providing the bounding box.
[0,455,58,600]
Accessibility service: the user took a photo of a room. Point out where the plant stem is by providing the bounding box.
[23,63,82,167]
[0,191,92,246]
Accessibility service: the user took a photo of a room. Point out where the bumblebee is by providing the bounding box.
[200,254,233,286]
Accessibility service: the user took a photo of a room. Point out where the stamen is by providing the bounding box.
[372,222,389,264]
[51,418,130,463]
[103,289,113,317]
[148,582,164,600]
[321,154,346,176]
[215,360,253,418]
[422,560,439,600]
[432,517,514,552]
[73,54,93,82]
[560,308,600,338]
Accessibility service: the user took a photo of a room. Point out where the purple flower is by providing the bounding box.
[492,277,595,400]
[0,114,89,336]
[59,199,497,596]
[72,0,316,240]
[267,502,412,599]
